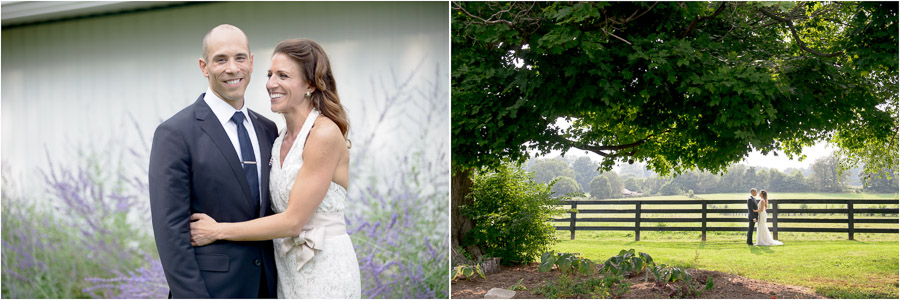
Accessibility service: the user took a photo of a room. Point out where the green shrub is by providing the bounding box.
[538,252,595,275]
[533,271,576,298]
[600,249,654,277]
[535,249,710,298]
[533,273,629,299]
[451,264,484,281]
[590,175,612,199]
[550,176,581,198]
[462,162,563,265]
[649,264,692,285]
[508,278,527,291]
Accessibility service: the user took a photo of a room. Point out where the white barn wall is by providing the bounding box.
[2,2,449,195]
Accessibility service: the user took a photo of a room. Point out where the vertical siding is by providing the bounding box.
[2,2,449,192]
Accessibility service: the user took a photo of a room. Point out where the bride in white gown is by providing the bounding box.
[189,38,361,298]
[756,190,783,246]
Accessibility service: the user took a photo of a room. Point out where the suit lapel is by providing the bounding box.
[249,109,273,217]
[194,96,254,211]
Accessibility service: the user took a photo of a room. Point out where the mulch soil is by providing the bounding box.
[451,263,826,299]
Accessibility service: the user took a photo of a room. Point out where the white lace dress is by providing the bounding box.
[756,201,784,246]
[269,109,361,298]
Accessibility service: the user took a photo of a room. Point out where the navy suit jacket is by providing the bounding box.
[149,94,278,298]
[747,196,759,221]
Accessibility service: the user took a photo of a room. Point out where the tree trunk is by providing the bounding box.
[451,167,482,263]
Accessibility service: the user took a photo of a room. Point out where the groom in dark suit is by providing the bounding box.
[746,188,759,245]
[149,24,277,298]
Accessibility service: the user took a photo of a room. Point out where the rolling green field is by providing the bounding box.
[550,193,899,298]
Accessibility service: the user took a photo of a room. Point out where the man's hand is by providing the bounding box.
[753,218,757,223]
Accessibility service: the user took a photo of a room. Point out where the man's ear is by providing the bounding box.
[249,53,254,71]
[199,58,209,78]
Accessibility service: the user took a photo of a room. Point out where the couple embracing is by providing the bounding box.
[149,24,360,298]
[746,188,784,246]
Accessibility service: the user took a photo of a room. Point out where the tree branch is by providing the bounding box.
[680,2,728,39]
[758,7,844,58]
[552,128,673,158]
[624,2,659,23]
[601,27,632,45]
[453,1,514,27]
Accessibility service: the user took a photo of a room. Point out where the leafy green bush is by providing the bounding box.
[601,249,654,277]
[534,249,713,298]
[462,162,562,265]
[534,273,629,299]
[508,278,527,291]
[451,264,484,281]
[590,175,612,199]
[649,264,692,285]
[550,176,581,198]
[538,252,595,275]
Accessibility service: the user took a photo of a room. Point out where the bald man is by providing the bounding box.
[150,24,278,298]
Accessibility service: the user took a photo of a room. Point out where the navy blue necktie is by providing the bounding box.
[231,112,260,212]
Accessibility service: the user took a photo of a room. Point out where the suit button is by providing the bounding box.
[254,259,261,267]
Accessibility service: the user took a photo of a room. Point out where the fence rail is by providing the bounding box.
[553,199,899,241]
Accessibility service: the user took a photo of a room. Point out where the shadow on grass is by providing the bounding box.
[748,245,775,254]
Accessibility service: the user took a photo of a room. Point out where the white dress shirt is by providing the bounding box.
[204,88,263,205]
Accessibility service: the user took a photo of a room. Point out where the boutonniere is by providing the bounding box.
[269,157,274,167]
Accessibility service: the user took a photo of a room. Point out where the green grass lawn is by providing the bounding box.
[548,193,898,298]
[553,237,900,298]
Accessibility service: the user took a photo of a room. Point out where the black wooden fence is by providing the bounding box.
[553,199,899,241]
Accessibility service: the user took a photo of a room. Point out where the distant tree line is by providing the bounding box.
[527,153,899,198]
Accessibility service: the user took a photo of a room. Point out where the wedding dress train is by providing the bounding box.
[756,203,784,246]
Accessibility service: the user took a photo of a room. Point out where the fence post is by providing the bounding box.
[635,202,641,242]
[847,201,854,241]
[570,201,577,240]
[701,200,707,242]
[772,201,778,240]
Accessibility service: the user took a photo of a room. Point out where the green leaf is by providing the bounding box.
[633,256,644,272]
[539,252,556,272]
[579,260,594,275]
[463,267,474,278]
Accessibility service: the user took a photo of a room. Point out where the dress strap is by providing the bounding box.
[294,109,321,152]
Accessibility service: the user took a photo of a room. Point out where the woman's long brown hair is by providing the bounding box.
[274,39,350,147]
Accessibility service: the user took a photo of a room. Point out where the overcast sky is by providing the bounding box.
[532,118,835,171]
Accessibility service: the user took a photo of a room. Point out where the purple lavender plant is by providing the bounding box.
[1,119,165,298]
[345,62,449,298]
[346,152,449,298]
[83,254,167,298]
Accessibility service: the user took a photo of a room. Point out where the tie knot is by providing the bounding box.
[231,111,245,125]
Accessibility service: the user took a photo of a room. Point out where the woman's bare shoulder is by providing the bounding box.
[307,116,344,149]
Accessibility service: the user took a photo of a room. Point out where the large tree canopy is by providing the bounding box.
[452,1,898,176]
